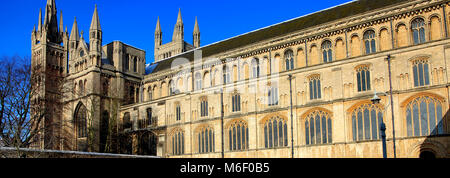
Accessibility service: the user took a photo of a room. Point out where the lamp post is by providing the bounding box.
[288,74,295,158]
[371,55,398,158]
[386,55,397,158]
[371,90,389,159]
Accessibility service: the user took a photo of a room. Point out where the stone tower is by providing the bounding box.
[31,0,69,150]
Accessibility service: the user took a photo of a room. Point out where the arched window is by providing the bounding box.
[200,97,208,117]
[146,108,153,126]
[321,41,333,63]
[123,112,131,130]
[169,80,175,95]
[309,75,321,100]
[123,55,130,71]
[264,116,288,148]
[412,18,426,45]
[171,129,184,155]
[228,120,248,151]
[195,73,202,90]
[405,96,445,137]
[268,85,279,106]
[223,66,231,84]
[304,110,332,145]
[363,30,376,54]
[252,58,260,78]
[148,87,152,101]
[351,103,384,141]
[412,58,430,87]
[356,65,371,92]
[232,93,241,112]
[175,103,181,121]
[197,126,215,153]
[75,103,87,138]
[138,132,157,156]
[285,50,294,71]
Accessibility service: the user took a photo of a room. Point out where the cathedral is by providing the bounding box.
[30,0,450,158]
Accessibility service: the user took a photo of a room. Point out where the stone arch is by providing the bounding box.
[408,139,447,158]
[309,44,319,65]
[334,37,346,60]
[379,27,392,51]
[350,34,361,57]
[429,14,443,41]
[395,22,409,47]
[74,102,88,139]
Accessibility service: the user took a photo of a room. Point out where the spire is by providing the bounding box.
[193,17,200,48]
[176,8,183,24]
[38,8,42,32]
[69,17,80,42]
[59,11,63,33]
[90,4,101,31]
[155,16,161,34]
[173,9,184,41]
[45,0,60,43]
[193,16,200,34]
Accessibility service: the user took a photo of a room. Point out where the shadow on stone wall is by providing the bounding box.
[416,108,450,158]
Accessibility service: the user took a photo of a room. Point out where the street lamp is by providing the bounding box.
[371,90,389,159]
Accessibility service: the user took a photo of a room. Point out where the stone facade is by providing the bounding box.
[31,0,450,158]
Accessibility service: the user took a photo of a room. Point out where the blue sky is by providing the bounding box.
[0,0,351,64]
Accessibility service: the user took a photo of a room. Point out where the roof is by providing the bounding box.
[150,0,410,74]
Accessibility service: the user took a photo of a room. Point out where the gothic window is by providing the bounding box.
[268,85,279,106]
[285,50,294,71]
[405,96,445,137]
[200,98,208,117]
[138,132,157,156]
[321,40,333,63]
[223,66,231,84]
[412,59,430,87]
[412,18,426,45]
[252,58,260,78]
[75,103,87,138]
[264,116,288,148]
[195,73,202,90]
[363,30,376,54]
[351,103,384,141]
[232,93,241,112]
[304,109,332,145]
[171,129,184,155]
[309,75,321,100]
[228,120,249,151]
[175,103,181,121]
[197,126,215,153]
[356,65,371,92]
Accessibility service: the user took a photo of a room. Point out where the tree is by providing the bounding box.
[0,56,42,157]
